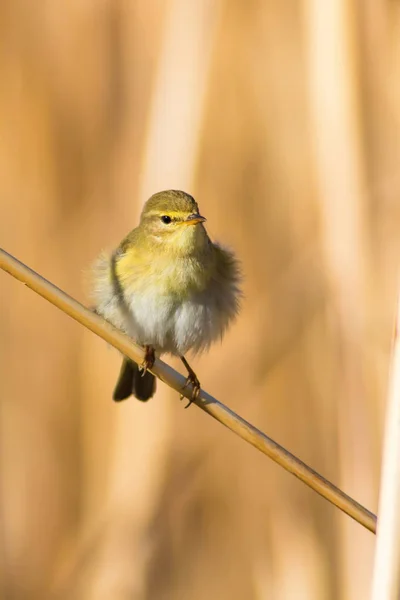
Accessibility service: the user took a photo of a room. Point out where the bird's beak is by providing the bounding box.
[180,213,207,226]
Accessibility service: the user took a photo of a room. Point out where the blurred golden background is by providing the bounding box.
[1,1,400,598]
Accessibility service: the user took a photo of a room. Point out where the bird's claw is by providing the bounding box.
[180,373,201,408]
[139,346,155,377]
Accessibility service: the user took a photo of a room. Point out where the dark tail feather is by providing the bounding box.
[113,358,156,402]
[113,359,135,401]
[132,365,157,401]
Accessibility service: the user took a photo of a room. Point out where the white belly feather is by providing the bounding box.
[125,286,229,356]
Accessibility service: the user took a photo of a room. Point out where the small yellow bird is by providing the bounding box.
[91,190,241,406]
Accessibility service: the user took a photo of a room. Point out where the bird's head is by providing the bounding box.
[139,190,209,256]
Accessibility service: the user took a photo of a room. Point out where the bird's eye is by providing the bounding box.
[161,215,172,224]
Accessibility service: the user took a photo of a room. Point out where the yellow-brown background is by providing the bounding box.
[1,1,399,599]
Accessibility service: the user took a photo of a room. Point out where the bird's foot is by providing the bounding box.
[180,363,201,408]
[139,346,155,376]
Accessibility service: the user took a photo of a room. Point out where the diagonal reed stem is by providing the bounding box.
[0,247,377,534]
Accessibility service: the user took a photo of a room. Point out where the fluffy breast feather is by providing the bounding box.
[91,244,241,356]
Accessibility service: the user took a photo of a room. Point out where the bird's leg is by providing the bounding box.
[140,345,155,376]
[180,356,201,408]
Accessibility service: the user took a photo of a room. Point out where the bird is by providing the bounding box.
[91,190,241,406]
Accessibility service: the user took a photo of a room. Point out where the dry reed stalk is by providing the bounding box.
[371,292,400,599]
[0,247,377,535]
[304,0,374,597]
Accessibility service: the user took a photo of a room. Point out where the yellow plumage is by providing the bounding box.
[91,190,241,405]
